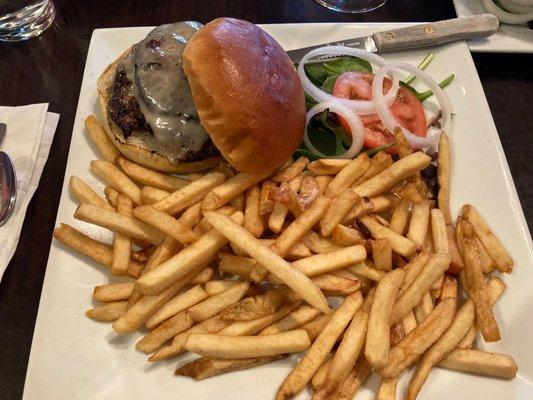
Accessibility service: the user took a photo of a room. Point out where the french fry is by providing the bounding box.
[204,212,331,313]
[219,253,258,281]
[259,181,276,215]
[312,273,361,296]
[131,246,156,264]
[259,305,321,335]
[74,204,165,246]
[308,159,350,175]
[399,250,431,295]
[463,204,513,273]
[94,283,134,303]
[287,245,366,278]
[186,329,310,359]
[153,172,226,214]
[228,192,245,211]
[311,357,332,390]
[406,300,475,400]
[354,152,431,198]
[301,231,342,254]
[330,357,372,400]
[116,156,188,192]
[320,189,361,237]
[343,194,398,225]
[446,224,464,273]
[193,205,235,236]
[366,269,405,368]
[136,212,244,295]
[325,153,370,197]
[220,289,288,322]
[53,224,143,278]
[375,214,390,227]
[414,292,434,324]
[275,292,362,400]
[461,219,501,342]
[402,310,418,335]
[175,355,287,380]
[133,205,198,245]
[137,312,194,353]
[84,115,121,163]
[351,151,393,187]
[202,172,269,211]
[439,349,517,379]
[177,202,203,229]
[244,185,265,238]
[406,200,430,248]
[301,314,331,342]
[377,378,398,400]
[437,132,452,224]
[393,126,414,158]
[346,261,385,282]
[86,301,127,321]
[111,194,133,276]
[145,285,209,330]
[298,176,320,211]
[283,242,313,261]
[204,280,240,296]
[439,275,458,301]
[378,297,456,378]
[431,208,449,254]
[388,198,410,235]
[140,186,170,205]
[104,186,120,207]
[69,176,113,210]
[315,175,332,194]
[476,236,496,274]
[331,224,363,246]
[272,156,309,182]
[359,215,417,257]
[372,238,393,271]
[90,160,142,205]
[391,253,451,325]
[268,201,289,233]
[188,282,249,322]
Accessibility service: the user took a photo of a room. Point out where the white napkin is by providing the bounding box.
[0,103,60,282]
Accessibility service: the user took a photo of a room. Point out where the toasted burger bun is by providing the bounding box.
[183,18,306,174]
[97,48,220,174]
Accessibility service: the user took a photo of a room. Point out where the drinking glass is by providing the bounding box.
[0,0,55,42]
[314,0,387,13]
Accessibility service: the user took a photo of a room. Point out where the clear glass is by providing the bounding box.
[314,0,387,13]
[0,0,55,42]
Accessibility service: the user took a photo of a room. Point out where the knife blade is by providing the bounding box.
[0,123,6,147]
[286,14,499,64]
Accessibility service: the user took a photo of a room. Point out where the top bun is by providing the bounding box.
[183,18,306,174]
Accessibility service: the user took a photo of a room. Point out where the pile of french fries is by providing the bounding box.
[54,114,517,399]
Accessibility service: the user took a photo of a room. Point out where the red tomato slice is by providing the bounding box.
[332,72,427,150]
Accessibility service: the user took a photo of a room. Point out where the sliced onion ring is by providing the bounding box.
[304,101,365,159]
[297,46,400,115]
[483,0,533,24]
[372,62,454,150]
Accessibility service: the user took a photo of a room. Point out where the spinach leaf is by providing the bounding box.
[401,73,456,102]
[321,75,338,94]
[304,56,372,86]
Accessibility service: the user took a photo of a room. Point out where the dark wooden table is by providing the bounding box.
[0,1,531,399]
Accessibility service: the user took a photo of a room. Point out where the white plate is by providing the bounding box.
[453,0,533,53]
[23,23,533,400]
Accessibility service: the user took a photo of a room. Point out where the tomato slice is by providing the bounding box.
[332,72,427,150]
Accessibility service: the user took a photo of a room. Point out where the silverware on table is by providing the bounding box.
[287,14,499,63]
[0,123,17,226]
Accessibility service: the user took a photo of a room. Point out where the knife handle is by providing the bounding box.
[372,14,499,52]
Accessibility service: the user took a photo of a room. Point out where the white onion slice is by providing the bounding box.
[499,0,533,14]
[372,62,454,150]
[304,101,365,159]
[483,0,533,24]
[297,46,400,115]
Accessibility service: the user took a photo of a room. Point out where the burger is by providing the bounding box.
[97,18,305,175]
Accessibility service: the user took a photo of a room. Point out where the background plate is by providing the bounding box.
[23,23,533,399]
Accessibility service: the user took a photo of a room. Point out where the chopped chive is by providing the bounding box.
[404,53,435,85]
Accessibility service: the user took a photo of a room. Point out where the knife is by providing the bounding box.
[0,123,6,146]
[287,14,499,64]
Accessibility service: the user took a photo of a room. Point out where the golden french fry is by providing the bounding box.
[90,160,142,205]
[145,285,209,330]
[202,172,269,211]
[375,214,390,227]
[86,301,127,321]
[354,152,431,198]
[275,292,362,399]
[392,126,414,158]
[476,236,496,274]
[439,275,458,301]
[414,292,434,324]
[311,357,332,390]
[74,204,165,246]
[177,202,203,229]
[399,250,431,295]
[116,156,188,192]
[175,355,287,380]
[378,297,455,378]
[133,205,198,245]
[288,245,366,278]
[388,198,410,235]
[343,194,397,225]
[298,176,320,211]
[272,156,309,182]
[220,290,288,322]
[461,219,501,342]
[312,273,360,296]
[315,175,332,195]
[331,224,363,246]
[351,151,393,187]
[104,186,120,207]
[140,186,170,205]
[391,253,451,325]
[301,230,342,254]
[53,224,143,278]
[406,300,475,400]
[244,184,265,238]
[228,192,245,211]
[111,194,133,276]
[446,224,464,274]
[204,280,239,296]
[153,172,226,215]
[268,201,289,233]
[188,282,249,322]
[366,269,405,368]
[406,200,430,248]
[259,305,321,335]
[136,212,243,294]
[431,208,449,254]
[377,377,398,400]
[463,204,513,273]
[437,132,452,224]
[193,205,235,236]
[325,153,370,197]
[439,349,517,379]
[346,261,385,282]
[93,283,134,303]
[204,212,330,313]
[330,357,372,400]
[218,253,258,281]
[402,310,418,335]
[372,238,393,272]
[301,314,331,342]
[320,189,361,237]
[84,115,121,163]
[70,176,113,210]
[137,312,194,353]
[308,159,350,175]
[259,180,276,215]
[359,215,417,257]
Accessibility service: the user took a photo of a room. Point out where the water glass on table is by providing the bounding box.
[0,0,55,42]
[314,0,387,13]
